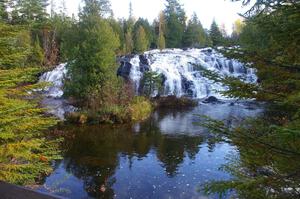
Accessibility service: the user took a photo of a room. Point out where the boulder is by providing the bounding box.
[203,96,221,104]
[139,54,149,65]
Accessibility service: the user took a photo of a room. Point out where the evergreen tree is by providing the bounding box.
[16,0,49,23]
[141,71,163,97]
[109,18,125,54]
[29,35,44,65]
[134,26,148,53]
[64,0,120,105]
[124,1,135,54]
[0,0,8,22]
[202,1,300,198]
[209,20,224,46]
[125,29,133,54]
[183,13,207,48]
[164,0,186,48]
[133,18,155,48]
[157,12,166,50]
[99,0,113,17]
[0,23,31,68]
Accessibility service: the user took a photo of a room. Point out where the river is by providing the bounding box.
[38,101,262,199]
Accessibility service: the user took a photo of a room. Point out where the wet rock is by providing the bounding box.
[152,95,198,108]
[238,66,247,74]
[228,60,234,73]
[181,76,194,97]
[216,59,223,70]
[138,54,150,73]
[117,59,132,79]
[203,96,221,104]
[139,54,149,65]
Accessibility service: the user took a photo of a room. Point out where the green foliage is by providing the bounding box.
[63,0,120,106]
[0,68,61,185]
[157,30,166,50]
[125,28,134,54]
[183,13,209,48]
[14,0,49,24]
[0,23,32,69]
[141,71,163,97]
[133,18,155,49]
[199,1,300,198]
[134,26,149,53]
[66,96,152,124]
[28,35,44,66]
[157,12,166,50]
[0,0,8,22]
[164,0,186,48]
[209,20,224,46]
[128,96,152,121]
[108,18,125,55]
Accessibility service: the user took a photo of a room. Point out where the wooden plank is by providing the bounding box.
[0,181,64,199]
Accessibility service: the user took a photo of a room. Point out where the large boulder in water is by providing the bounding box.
[203,96,221,104]
[139,54,150,73]
[117,56,134,79]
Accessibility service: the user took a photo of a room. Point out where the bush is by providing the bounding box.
[128,96,152,121]
[66,96,152,124]
[0,67,61,185]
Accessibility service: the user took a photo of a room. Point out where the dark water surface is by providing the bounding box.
[39,102,262,199]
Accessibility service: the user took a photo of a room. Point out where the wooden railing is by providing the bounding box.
[0,181,64,199]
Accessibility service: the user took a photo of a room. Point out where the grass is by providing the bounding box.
[66,96,153,124]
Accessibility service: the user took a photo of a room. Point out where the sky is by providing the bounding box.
[53,0,249,33]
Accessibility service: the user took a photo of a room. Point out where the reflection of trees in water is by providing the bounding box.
[59,115,211,198]
[201,108,300,199]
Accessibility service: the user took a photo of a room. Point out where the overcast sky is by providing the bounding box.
[52,0,249,33]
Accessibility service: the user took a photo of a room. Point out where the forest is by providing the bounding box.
[0,0,300,198]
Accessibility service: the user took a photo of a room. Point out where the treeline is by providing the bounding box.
[0,0,243,70]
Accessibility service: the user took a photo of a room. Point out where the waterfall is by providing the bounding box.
[39,63,67,98]
[39,63,75,120]
[39,48,257,119]
[121,48,257,99]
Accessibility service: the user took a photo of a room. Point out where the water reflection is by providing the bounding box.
[40,102,261,199]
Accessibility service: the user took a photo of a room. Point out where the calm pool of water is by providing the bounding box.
[39,102,262,199]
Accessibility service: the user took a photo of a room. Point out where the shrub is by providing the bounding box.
[128,96,152,121]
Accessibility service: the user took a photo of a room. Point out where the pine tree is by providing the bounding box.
[183,13,207,48]
[124,1,135,54]
[0,0,8,22]
[141,71,163,97]
[133,18,155,48]
[125,29,133,54]
[209,20,224,46]
[157,12,166,50]
[29,35,44,65]
[64,0,120,105]
[99,0,113,17]
[0,23,32,68]
[16,0,49,23]
[164,0,186,48]
[134,26,148,53]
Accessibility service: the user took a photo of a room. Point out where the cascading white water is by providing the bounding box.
[39,63,67,98]
[128,48,257,99]
[39,48,257,119]
[39,63,75,120]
